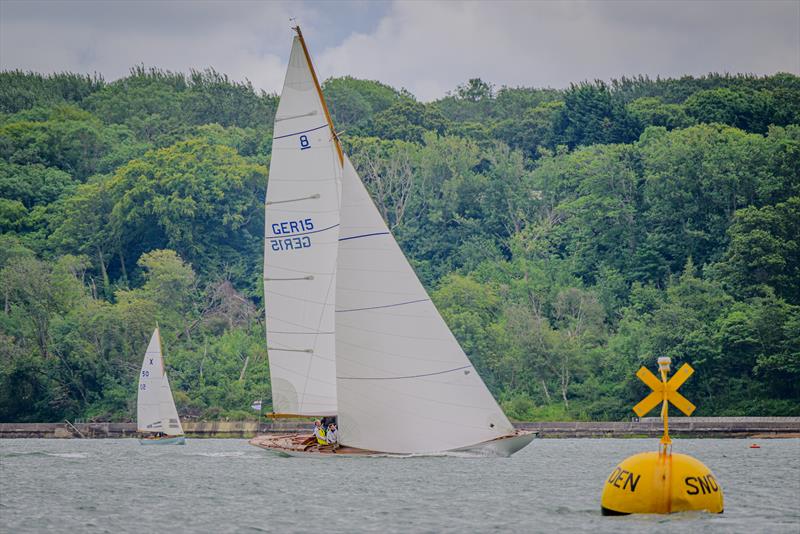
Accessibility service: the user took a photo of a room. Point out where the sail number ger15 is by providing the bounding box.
[270,218,314,252]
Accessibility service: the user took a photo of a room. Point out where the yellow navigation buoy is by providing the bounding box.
[601,357,724,515]
[602,451,723,515]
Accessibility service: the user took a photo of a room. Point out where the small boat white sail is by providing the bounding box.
[137,327,186,445]
[251,27,533,457]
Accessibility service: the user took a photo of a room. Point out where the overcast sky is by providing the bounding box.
[1,0,798,101]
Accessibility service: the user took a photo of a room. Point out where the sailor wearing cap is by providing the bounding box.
[313,420,327,445]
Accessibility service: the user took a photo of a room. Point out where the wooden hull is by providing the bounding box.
[249,429,535,458]
[249,433,379,457]
[139,435,186,445]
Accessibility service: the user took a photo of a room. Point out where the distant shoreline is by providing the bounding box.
[1,418,798,439]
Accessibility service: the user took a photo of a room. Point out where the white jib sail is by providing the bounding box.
[336,156,514,454]
[264,36,342,416]
[137,328,183,436]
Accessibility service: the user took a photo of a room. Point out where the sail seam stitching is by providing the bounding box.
[275,110,318,122]
[265,193,320,206]
[273,123,328,139]
[336,298,430,313]
[338,231,391,242]
[338,365,472,381]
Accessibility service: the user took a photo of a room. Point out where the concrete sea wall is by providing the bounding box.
[0,420,311,439]
[515,417,800,438]
[1,417,798,439]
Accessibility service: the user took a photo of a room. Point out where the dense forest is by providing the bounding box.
[1,66,798,423]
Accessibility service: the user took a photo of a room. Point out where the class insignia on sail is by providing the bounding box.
[255,26,534,457]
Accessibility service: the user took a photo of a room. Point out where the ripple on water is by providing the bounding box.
[0,438,798,533]
[1,450,88,459]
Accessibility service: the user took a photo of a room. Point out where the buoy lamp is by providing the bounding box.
[601,357,723,515]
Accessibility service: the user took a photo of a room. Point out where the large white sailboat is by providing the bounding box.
[250,27,534,457]
[137,327,186,445]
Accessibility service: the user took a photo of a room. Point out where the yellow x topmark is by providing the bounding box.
[633,363,696,417]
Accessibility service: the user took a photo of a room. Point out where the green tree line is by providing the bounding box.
[1,67,798,422]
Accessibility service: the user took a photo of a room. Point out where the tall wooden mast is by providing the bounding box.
[293,25,344,167]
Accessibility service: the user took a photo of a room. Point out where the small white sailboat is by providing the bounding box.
[137,327,186,445]
[250,27,534,457]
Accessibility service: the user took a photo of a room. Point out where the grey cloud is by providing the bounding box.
[318,1,799,100]
[1,0,797,101]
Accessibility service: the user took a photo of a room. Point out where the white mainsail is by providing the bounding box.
[256,28,529,456]
[264,35,342,416]
[137,328,184,436]
[335,156,515,454]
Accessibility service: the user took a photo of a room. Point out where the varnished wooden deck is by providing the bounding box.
[249,433,379,456]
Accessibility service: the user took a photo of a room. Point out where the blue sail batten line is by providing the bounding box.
[266,223,340,239]
[339,231,391,242]
[336,298,430,313]
[273,123,328,140]
[338,365,472,381]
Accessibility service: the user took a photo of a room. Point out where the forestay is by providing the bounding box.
[264,36,342,416]
[335,156,514,454]
[137,328,184,436]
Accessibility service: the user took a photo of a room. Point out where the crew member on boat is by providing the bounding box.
[326,423,339,451]
[313,420,327,445]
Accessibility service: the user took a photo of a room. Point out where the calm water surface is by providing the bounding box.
[1,438,798,533]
